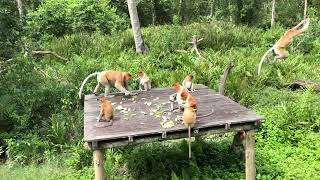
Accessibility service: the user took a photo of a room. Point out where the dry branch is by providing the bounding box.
[219,62,235,95]
[287,79,320,92]
[31,50,68,61]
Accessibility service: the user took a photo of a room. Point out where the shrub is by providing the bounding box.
[25,0,127,40]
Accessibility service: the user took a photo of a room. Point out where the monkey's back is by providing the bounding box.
[101,101,114,120]
[183,108,197,128]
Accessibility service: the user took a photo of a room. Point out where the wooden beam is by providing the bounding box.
[87,123,256,150]
[93,150,105,180]
[245,129,256,180]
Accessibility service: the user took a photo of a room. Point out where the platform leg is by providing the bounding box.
[245,129,256,180]
[93,149,105,180]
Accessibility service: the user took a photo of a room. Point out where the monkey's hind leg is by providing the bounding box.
[272,48,289,63]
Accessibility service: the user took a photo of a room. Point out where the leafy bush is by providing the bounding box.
[25,0,127,40]
[0,0,21,59]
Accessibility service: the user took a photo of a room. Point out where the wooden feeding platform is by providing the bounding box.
[83,84,262,180]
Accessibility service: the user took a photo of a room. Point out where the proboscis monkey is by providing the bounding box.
[258,18,310,75]
[180,91,214,159]
[230,130,246,150]
[182,74,195,92]
[138,71,151,91]
[170,82,189,111]
[97,96,113,125]
[79,70,134,99]
[181,91,197,159]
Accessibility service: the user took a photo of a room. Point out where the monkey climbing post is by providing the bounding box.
[83,84,262,180]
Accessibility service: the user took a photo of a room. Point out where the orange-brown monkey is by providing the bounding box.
[79,70,134,98]
[170,82,189,111]
[258,18,310,75]
[138,70,151,91]
[96,96,113,125]
[182,74,195,92]
[180,91,214,158]
[230,130,246,150]
[181,91,197,159]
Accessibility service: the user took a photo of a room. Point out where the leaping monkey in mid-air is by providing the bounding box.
[258,18,310,75]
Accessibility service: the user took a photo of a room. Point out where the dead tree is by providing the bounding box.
[218,62,235,95]
[304,0,308,20]
[271,0,276,27]
[217,62,245,151]
[31,50,68,61]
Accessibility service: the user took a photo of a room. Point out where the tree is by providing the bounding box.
[271,0,276,27]
[16,0,23,20]
[127,0,148,54]
[304,0,307,20]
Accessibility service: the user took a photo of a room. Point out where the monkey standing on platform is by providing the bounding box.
[79,70,134,99]
[138,70,151,91]
[258,18,310,75]
[96,96,113,126]
[180,91,197,159]
[182,74,195,92]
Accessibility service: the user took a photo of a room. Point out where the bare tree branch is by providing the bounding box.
[31,50,68,61]
[219,62,235,95]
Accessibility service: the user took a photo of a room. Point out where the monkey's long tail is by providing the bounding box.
[197,108,214,119]
[188,125,191,159]
[257,48,273,76]
[78,72,98,99]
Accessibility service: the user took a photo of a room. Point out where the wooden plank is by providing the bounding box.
[245,129,256,180]
[84,85,263,142]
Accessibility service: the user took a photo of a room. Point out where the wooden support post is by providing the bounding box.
[245,129,256,180]
[93,150,105,180]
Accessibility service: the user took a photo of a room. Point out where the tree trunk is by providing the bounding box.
[210,0,215,17]
[151,0,156,25]
[271,0,276,27]
[228,0,232,22]
[16,0,23,20]
[127,0,148,54]
[178,0,184,21]
[304,0,307,20]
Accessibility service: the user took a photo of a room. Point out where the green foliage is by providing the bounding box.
[6,135,50,165]
[0,0,21,59]
[25,0,127,40]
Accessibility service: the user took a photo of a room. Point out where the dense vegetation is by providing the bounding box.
[1,0,320,179]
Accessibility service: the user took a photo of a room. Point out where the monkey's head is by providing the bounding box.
[186,74,193,81]
[187,95,197,110]
[239,131,246,139]
[98,96,108,103]
[124,72,132,81]
[172,82,181,92]
[181,91,189,101]
[138,70,144,77]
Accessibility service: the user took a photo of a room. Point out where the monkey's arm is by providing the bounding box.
[96,109,104,122]
[115,81,131,95]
